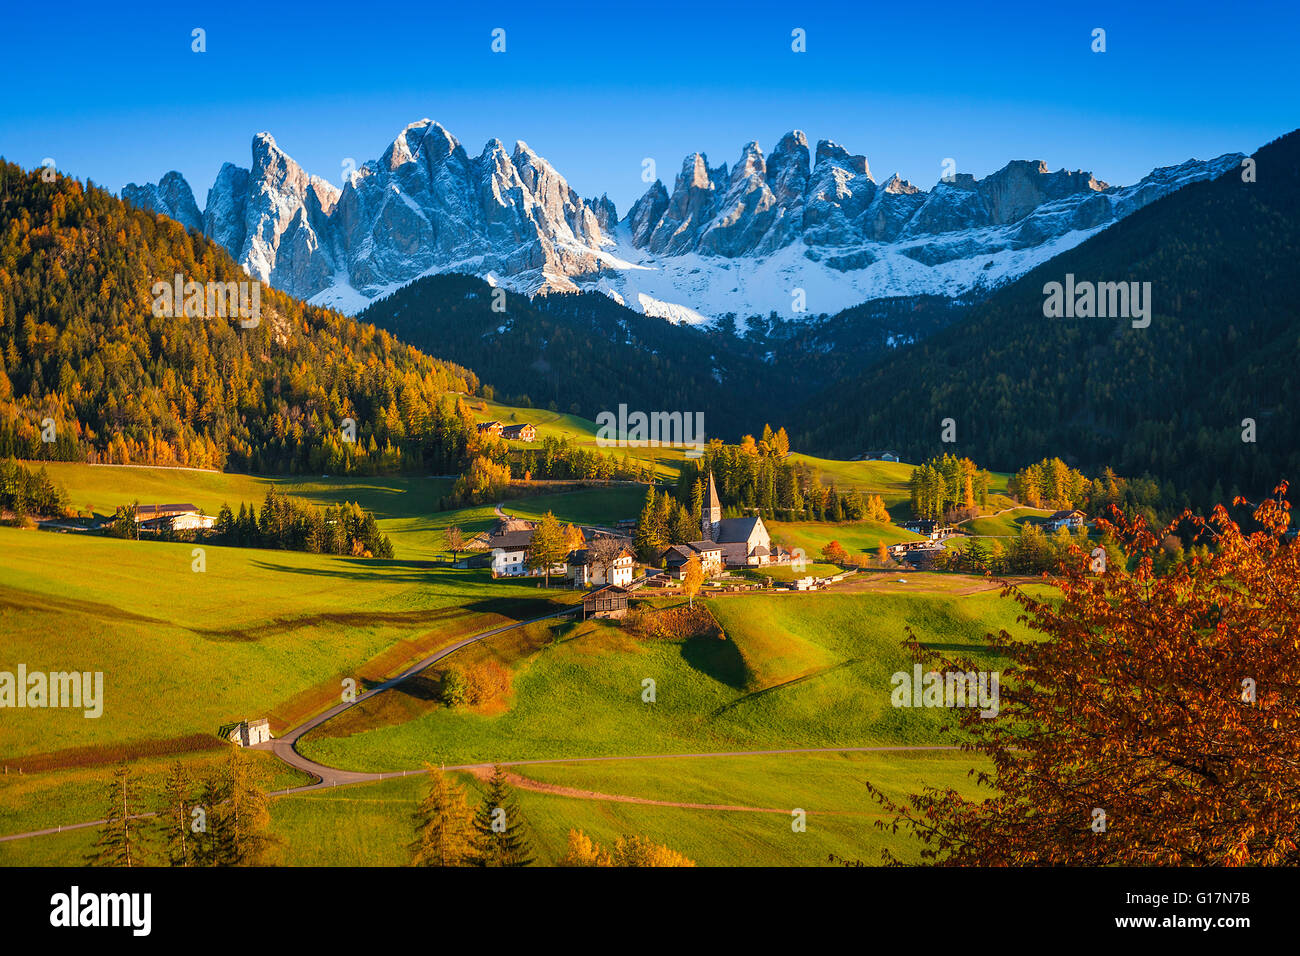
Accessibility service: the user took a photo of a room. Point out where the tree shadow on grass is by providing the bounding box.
[190,596,563,643]
[680,634,748,691]
[360,672,442,702]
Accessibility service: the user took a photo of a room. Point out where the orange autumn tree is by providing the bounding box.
[866,483,1300,866]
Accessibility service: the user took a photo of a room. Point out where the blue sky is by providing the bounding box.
[1,0,1295,214]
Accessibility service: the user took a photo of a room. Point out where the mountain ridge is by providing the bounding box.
[792,129,1300,505]
[123,122,1243,324]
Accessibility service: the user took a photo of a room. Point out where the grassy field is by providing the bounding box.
[1,749,988,866]
[736,562,843,583]
[471,398,693,480]
[0,456,1037,867]
[768,518,923,559]
[0,526,572,761]
[959,507,1053,537]
[298,581,1027,772]
[426,487,649,544]
[271,750,989,866]
[26,460,456,560]
[0,748,310,840]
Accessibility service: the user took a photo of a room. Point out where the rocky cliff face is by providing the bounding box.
[122,171,203,233]
[123,121,1244,323]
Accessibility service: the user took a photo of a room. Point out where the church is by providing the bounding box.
[700,472,774,567]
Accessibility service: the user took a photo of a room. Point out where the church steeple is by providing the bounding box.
[702,472,722,540]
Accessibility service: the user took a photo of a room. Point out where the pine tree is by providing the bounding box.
[201,745,279,867]
[633,487,664,562]
[469,766,535,867]
[670,503,695,545]
[87,763,147,867]
[689,478,704,527]
[825,484,843,521]
[410,765,475,866]
[157,759,197,867]
[192,771,228,866]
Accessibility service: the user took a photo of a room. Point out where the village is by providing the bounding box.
[461,470,829,621]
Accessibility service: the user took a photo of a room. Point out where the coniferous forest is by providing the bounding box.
[0,161,485,475]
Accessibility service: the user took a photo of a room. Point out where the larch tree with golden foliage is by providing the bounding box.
[410,765,475,867]
[558,829,695,867]
[682,553,704,608]
[526,511,568,587]
[866,484,1300,866]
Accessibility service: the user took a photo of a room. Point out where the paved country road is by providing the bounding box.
[259,607,579,790]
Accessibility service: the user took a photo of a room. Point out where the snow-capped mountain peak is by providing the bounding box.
[122,122,1244,324]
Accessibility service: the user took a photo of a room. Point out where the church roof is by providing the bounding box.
[715,516,763,543]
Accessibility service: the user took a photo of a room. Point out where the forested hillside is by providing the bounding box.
[0,161,484,474]
[796,130,1300,506]
[358,275,967,441]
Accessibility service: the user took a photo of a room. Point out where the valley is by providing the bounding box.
[1,451,1029,867]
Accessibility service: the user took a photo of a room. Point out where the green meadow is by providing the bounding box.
[427,486,649,544]
[271,750,990,867]
[0,456,1033,866]
[25,460,456,560]
[767,518,923,559]
[959,507,1053,537]
[0,526,571,761]
[0,750,988,867]
[0,748,310,840]
[298,585,1026,772]
[473,398,692,480]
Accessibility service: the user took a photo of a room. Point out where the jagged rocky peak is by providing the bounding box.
[767,131,811,194]
[588,194,618,232]
[814,139,871,178]
[122,170,203,232]
[966,159,1107,226]
[116,119,1245,321]
[510,139,601,244]
[252,132,340,209]
[881,173,920,194]
[204,163,250,256]
[644,153,728,255]
[381,118,448,170]
[623,180,670,246]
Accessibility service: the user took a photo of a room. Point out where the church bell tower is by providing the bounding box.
[702,472,722,541]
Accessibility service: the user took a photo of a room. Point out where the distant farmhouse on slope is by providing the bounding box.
[474,514,634,585]
[855,451,901,463]
[477,420,537,442]
[134,503,216,532]
[1044,509,1086,531]
[501,423,536,441]
[220,718,272,747]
